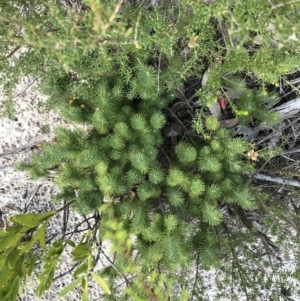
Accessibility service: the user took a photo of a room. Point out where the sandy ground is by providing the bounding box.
[0,78,105,301]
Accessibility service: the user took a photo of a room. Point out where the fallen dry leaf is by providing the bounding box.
[130,190,136,199]
[209,101,222,121]
[201,69,210,88]
[219,118,239,128]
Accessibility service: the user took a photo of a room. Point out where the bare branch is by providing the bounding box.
[247,172,300,187]
[23,185,42,213]
[0,46,21,61]
[0,133,55,157]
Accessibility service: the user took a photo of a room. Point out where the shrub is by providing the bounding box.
[1,0,300,300]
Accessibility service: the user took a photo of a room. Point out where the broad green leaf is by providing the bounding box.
[52,239,64,248]
[21,235,38,253]
[0,264,9,282]
[21,231,40,254]
[35,241,64,298]
[35,279,46,298]
[58,277,82,297]
[0,233,22,252]
[73,255,90,263]
[0,225,26,237]
[82,288,88,301]
[43,240,64,261]
[84,229,93,238]
[73,262,88,278]
[18,257,26,278]
[5,225,29,234]
[0,290,9,301]
[8,215,32,227]
[71,242,90,259]
[88,254,95,270]
[0,229,6,238]
[44,260,57,269]
[8,248,19,269]
[81,276,87,290]
[36,221,48,250]
[37,266,55,294]
[48,267,56,284]
[0,264,18,288]
[81,277,88,301]
[91,272,111,295]
[0,255,7,269]
[64,239,76,248]
[0,275,19,301]
[9,211,56,228]
[0,283,11,301]
[26,254,38,276]
[4,276,19,301]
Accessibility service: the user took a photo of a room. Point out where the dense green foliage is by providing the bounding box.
[1,0,300,300]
